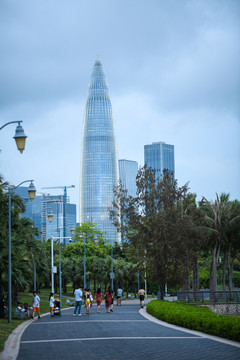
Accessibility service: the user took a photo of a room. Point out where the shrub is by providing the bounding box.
[146,300,240,342]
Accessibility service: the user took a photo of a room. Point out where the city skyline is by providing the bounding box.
[0,0,239,222]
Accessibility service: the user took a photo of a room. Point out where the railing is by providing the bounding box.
[177,290,240,304]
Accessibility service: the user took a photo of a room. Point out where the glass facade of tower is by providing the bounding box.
[80,58,120,244]
[144,142,175,180]
[119,159,138,197]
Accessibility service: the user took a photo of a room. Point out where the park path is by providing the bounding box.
[17,301,240,360]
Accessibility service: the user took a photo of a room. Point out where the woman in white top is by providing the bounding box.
[49,292,55,317]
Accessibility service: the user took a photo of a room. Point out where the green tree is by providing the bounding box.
[201,193,231,292]
[111,166,193,299]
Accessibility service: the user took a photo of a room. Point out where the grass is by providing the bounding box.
[0,291,72,352]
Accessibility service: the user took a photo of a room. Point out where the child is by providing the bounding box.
[32,291,40,319]
[86,294,91,315]
[49,292,54,317]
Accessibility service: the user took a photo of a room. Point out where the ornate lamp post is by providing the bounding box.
[8,180,36,323]
[0,121,27,153]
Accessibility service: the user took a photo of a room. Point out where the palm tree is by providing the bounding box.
[225,200,240,292]
[201,193,230,293]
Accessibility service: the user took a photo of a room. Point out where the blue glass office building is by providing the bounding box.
[80,58,120,244]
[119,159,138,197]
[144,142,175,180]
[14,187,76,242]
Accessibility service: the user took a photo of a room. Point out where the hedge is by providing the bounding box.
[146,300,240,342]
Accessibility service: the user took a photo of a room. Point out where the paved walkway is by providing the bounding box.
[2,300,240,360]
[18,301,240,360]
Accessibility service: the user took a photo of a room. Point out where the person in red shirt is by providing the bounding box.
[95,288,102,313]
[105,287,112,313]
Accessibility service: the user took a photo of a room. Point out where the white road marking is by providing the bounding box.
[31,320,149,325]
[21,336,203,344]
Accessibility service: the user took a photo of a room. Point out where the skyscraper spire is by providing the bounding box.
[80,58,120,244]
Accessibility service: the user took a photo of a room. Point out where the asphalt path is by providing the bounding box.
[17,302,240,360]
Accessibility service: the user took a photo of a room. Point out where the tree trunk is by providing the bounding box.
[222,252,226,291]
[210,243,219,292]
[183,266,190,291]
[227,243,234,292]
[192,257,199,300]
[159,283,165,300]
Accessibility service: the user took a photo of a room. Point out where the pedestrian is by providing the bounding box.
[89,289,93,307]
[95,288,102,313]
[73,285,83,317]
[32,291,40,319]
[85,294,91,315]
[105,287,112,313]
[116,286,123,306]
[49,292,54,317]
[138,288,146,308]
[110,289,114,312]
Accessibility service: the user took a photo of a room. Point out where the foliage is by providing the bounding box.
[0,176,49,295]
[147,300,240,342]
[110,167,207,298]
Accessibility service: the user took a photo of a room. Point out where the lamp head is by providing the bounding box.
[13,122,27,153]
[48,209,53,223]
[70,228,75,237]
[28,181,36,201]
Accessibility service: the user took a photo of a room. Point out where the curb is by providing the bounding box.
[139,307,240,348]
[0,308,72,360]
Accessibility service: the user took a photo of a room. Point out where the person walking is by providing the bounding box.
[138,288,146,308]
[49,292,54,317]
[105,287,113,313]
[95,288,102,312]
[73,285,83,316]
[85,294,91,315]
[116,286,123,306]
[110,289,114,312]
[32,291,40,319]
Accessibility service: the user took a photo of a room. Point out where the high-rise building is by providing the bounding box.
[144,141,175,180]
[14,187,76,243]
[119,159,138,243]
[119,159,138,197]
[80,57,120,244]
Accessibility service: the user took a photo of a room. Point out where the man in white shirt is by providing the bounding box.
[73,285,83,316]
[32,291,41,319]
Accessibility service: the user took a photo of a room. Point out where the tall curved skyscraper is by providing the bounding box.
[80,57,120,244]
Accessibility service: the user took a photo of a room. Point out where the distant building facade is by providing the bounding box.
[119,159,138,197]
[144,141,175,180]
[80,57,120,245]
[14,187,76,243]
[118,159,138,243]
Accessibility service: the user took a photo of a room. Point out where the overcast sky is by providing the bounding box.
[0,0,239,220]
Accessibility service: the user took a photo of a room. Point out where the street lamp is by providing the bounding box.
[144,249,147,298]
[84,233,86,289]
[51,233,74,313]
[111,244,114,290]
[0,121,27,153]
[8,180,36,323]
[31,207,53,291]
[70,227,75,238]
